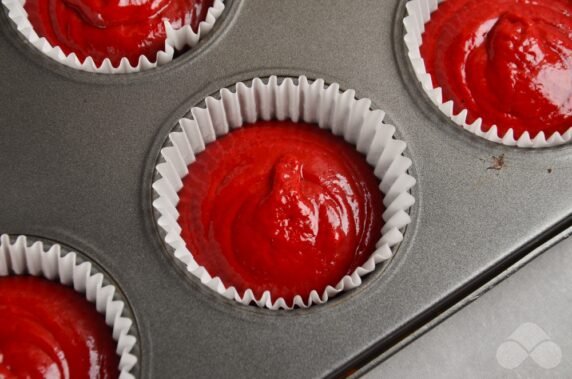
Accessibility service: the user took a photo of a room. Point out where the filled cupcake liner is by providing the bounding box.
[1,0,225,74]
[152,75,416,310]
[0,234,138,378]
[403,0,572,148]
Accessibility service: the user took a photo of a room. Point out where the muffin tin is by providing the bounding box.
[1,0,571,378]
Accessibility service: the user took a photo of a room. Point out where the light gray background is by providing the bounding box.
[363,233,572,378]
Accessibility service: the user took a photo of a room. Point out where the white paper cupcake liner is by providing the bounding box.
[152,75,416,310]
[403,0,572,148]
[0,234,138,378]
[1,0,224,74]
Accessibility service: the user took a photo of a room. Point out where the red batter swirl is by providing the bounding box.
[24,0,214,66]
[421,0,572,139]
[0,276,119,378]
[177,121,383,304]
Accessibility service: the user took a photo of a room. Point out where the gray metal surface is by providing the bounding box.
[0,0,571,378]
[361,230,572,379]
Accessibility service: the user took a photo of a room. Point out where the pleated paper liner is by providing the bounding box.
[1,0,224,73]
[152,76,416,310]
[403,0,572,147]
[0,234,139,378]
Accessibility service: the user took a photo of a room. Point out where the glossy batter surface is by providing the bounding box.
[0,276,118,378]
[24,0,214,66]
[177,121,384,304]
[421,0,572,139]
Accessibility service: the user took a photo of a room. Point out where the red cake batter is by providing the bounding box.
[421,0,572,139]
[24,0,214,66]
[0,276,119,378]
[177,121,384,304]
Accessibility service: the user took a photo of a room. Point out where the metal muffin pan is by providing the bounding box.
[0,0,571,377]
